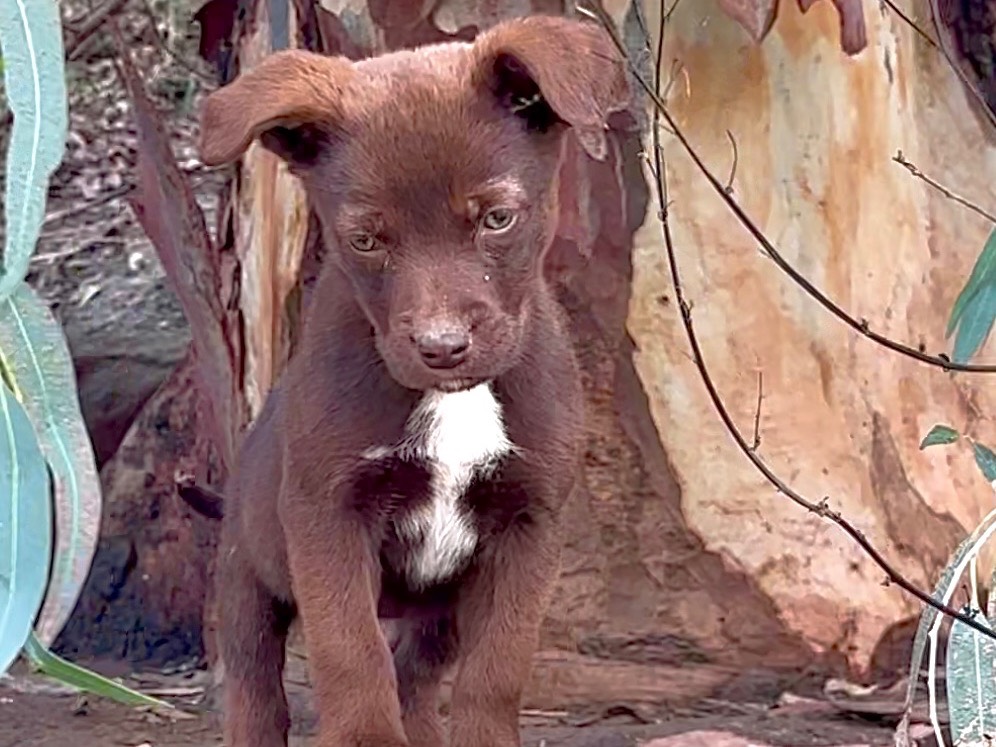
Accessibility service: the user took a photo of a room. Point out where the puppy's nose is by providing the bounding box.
[415,329,470,369]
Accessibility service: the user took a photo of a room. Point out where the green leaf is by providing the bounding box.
[0,0,68,301]
[0,283,101,646]
[919,424,961,449]
[972,442,996,484]
[953,283,996,365]
[946,608,996,746]
[947,228,996,364]
[0,379,52,675]
[22,632,181,713]
[947,228,996,336]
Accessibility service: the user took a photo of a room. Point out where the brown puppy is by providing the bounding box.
[197,14,628,747]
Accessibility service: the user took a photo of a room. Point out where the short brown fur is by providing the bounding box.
[196,14,629,747]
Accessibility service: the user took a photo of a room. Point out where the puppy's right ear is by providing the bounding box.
[199,49,355,168]
[473,15,630,161]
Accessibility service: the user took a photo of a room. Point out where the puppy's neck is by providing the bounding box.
[365,382,512,466]
[359,381,512,586]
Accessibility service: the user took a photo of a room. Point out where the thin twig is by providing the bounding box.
[65,0,132,60]
[580,4,996,374]
[41,184,133,227]
[751,370,763,451]
[581,0,996,644]
[663,0,683,25]
[652,3,683,137]
[40,164,214,231]
[880,0,938,48]
[661,59,687,105]
[137,0,217,86]
[32,233,125,263]
[724,130,738,194]
[894,150,996,225]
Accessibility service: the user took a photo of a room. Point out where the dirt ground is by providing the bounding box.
[0,673,902,747]
[0,657,912,747]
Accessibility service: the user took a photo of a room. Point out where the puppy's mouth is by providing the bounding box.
[432,377,485,393]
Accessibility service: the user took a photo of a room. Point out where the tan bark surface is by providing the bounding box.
[629,0,996,674]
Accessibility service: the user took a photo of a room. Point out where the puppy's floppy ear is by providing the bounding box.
[473,15,630,161]
[199,49,355,168]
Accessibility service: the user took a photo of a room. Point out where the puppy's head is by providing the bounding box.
[199,15,628,392]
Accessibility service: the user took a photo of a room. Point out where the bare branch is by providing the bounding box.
[136,0,217,86]
[724,130,738,194]
[751,370,763,451]
[894,150,996,225]
[880,0,938,49]
[66,0,132,60]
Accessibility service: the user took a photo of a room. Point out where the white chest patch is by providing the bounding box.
[363,383,514,586]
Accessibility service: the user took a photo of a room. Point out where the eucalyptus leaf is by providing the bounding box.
[920,424,961,449]
[972,442,996,484]
[0,283,101,646]
[0,0,68,301]
[952,283,996,365]
[22,632,181,713]
[0,379,52,675]
[946,609,996,746]
[947,228,996,364]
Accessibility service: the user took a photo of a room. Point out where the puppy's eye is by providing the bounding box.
[349,234,378,253]
[481,208,516,232]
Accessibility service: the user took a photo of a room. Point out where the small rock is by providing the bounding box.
[128,250,147,272]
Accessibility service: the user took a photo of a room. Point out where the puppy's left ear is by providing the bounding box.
[473,14,630,160]
[198,49,355,169]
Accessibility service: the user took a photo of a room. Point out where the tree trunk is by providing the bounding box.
[632,0,996,676]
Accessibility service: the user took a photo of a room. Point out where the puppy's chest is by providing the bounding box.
[361,384,514,587]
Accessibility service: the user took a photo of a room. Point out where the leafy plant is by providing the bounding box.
[0,376,52,674]
[0,0,176,713]
[897,238,996,744]
[920,424,996,486]
[898,421,996,746]
[946,227,996,365]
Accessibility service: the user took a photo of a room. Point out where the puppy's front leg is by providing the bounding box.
[281,487,408,747]
[450,520,561,747]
